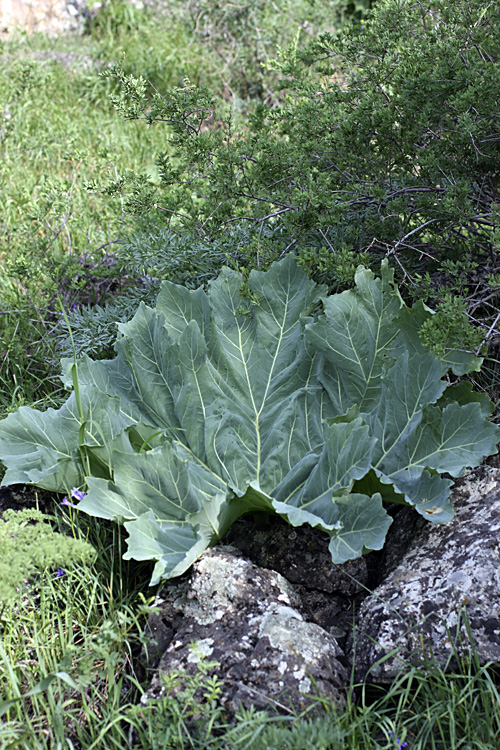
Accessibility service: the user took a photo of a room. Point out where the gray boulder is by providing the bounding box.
[351,466,500,683]
[138,465,500,715]
[224,515,370,642]
[140,546,347,716]
[0,0,96,37]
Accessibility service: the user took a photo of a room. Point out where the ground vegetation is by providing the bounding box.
[1,0,500,746]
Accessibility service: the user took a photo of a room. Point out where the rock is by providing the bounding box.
[225,515,369,596]
[140,546,348,717]
[224,514,369,642]
[351,467,500,683]
[0,484,56,516]
[0,0,95,36]
[0,0,156,37]
[376,504,427,581]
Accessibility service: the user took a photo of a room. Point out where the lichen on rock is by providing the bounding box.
[140,546,347,716]
[352,467,500,682]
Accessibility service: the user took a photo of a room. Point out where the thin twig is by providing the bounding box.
[475,311,500,356]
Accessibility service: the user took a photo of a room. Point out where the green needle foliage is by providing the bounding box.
[97,0,499,367]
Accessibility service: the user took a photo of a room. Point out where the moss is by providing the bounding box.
[0,508,96,609]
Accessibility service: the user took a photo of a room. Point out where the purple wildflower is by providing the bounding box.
[70,487,87,501]
[385,731,408,749]
[61,487,86,508]
[55,569,66,578]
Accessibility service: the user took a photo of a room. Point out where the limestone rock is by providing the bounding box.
[225,515,369,640]
[351,467,500,683]
[0,0,153,37]
[0,0,93,36]
[141,546,347,716]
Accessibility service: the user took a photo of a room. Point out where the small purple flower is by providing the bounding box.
[61,487,86,508]
[70,487,87,501]
[385,731,408,749]
[55,569,66,578]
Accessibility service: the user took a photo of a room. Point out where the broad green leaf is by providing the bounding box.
[391,401,500,477]
[307,263,404,414]
[155,283,211,343]
[327,493,392,563]
[368,349,447,468]
[274,418,376,526]
[123,511,207,583]
[80,443,228,524]
[386,468,454,522]
[0,387,131,491]
[437,381,494,416]
[0,256,498,582]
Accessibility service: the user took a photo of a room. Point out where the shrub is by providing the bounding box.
[0,508,96,611]
[89,0,373,101]
[98,0,500,361]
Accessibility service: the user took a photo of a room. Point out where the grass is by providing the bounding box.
[1,1,500,747]
[0,0,350,412]
[0,506,154,749]
[0,61,155,411]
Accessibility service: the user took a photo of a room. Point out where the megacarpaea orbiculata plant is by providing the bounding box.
[0,257,498,583]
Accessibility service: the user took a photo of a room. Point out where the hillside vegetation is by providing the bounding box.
[0,1,499,748]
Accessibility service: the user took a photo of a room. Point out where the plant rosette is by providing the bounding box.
[0,257,497,583]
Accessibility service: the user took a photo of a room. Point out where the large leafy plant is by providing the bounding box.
[0,257,497,583]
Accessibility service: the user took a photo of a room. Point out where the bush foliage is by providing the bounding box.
[93,0,499,369]
[1,2,500,746]
[2,257,498,585]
